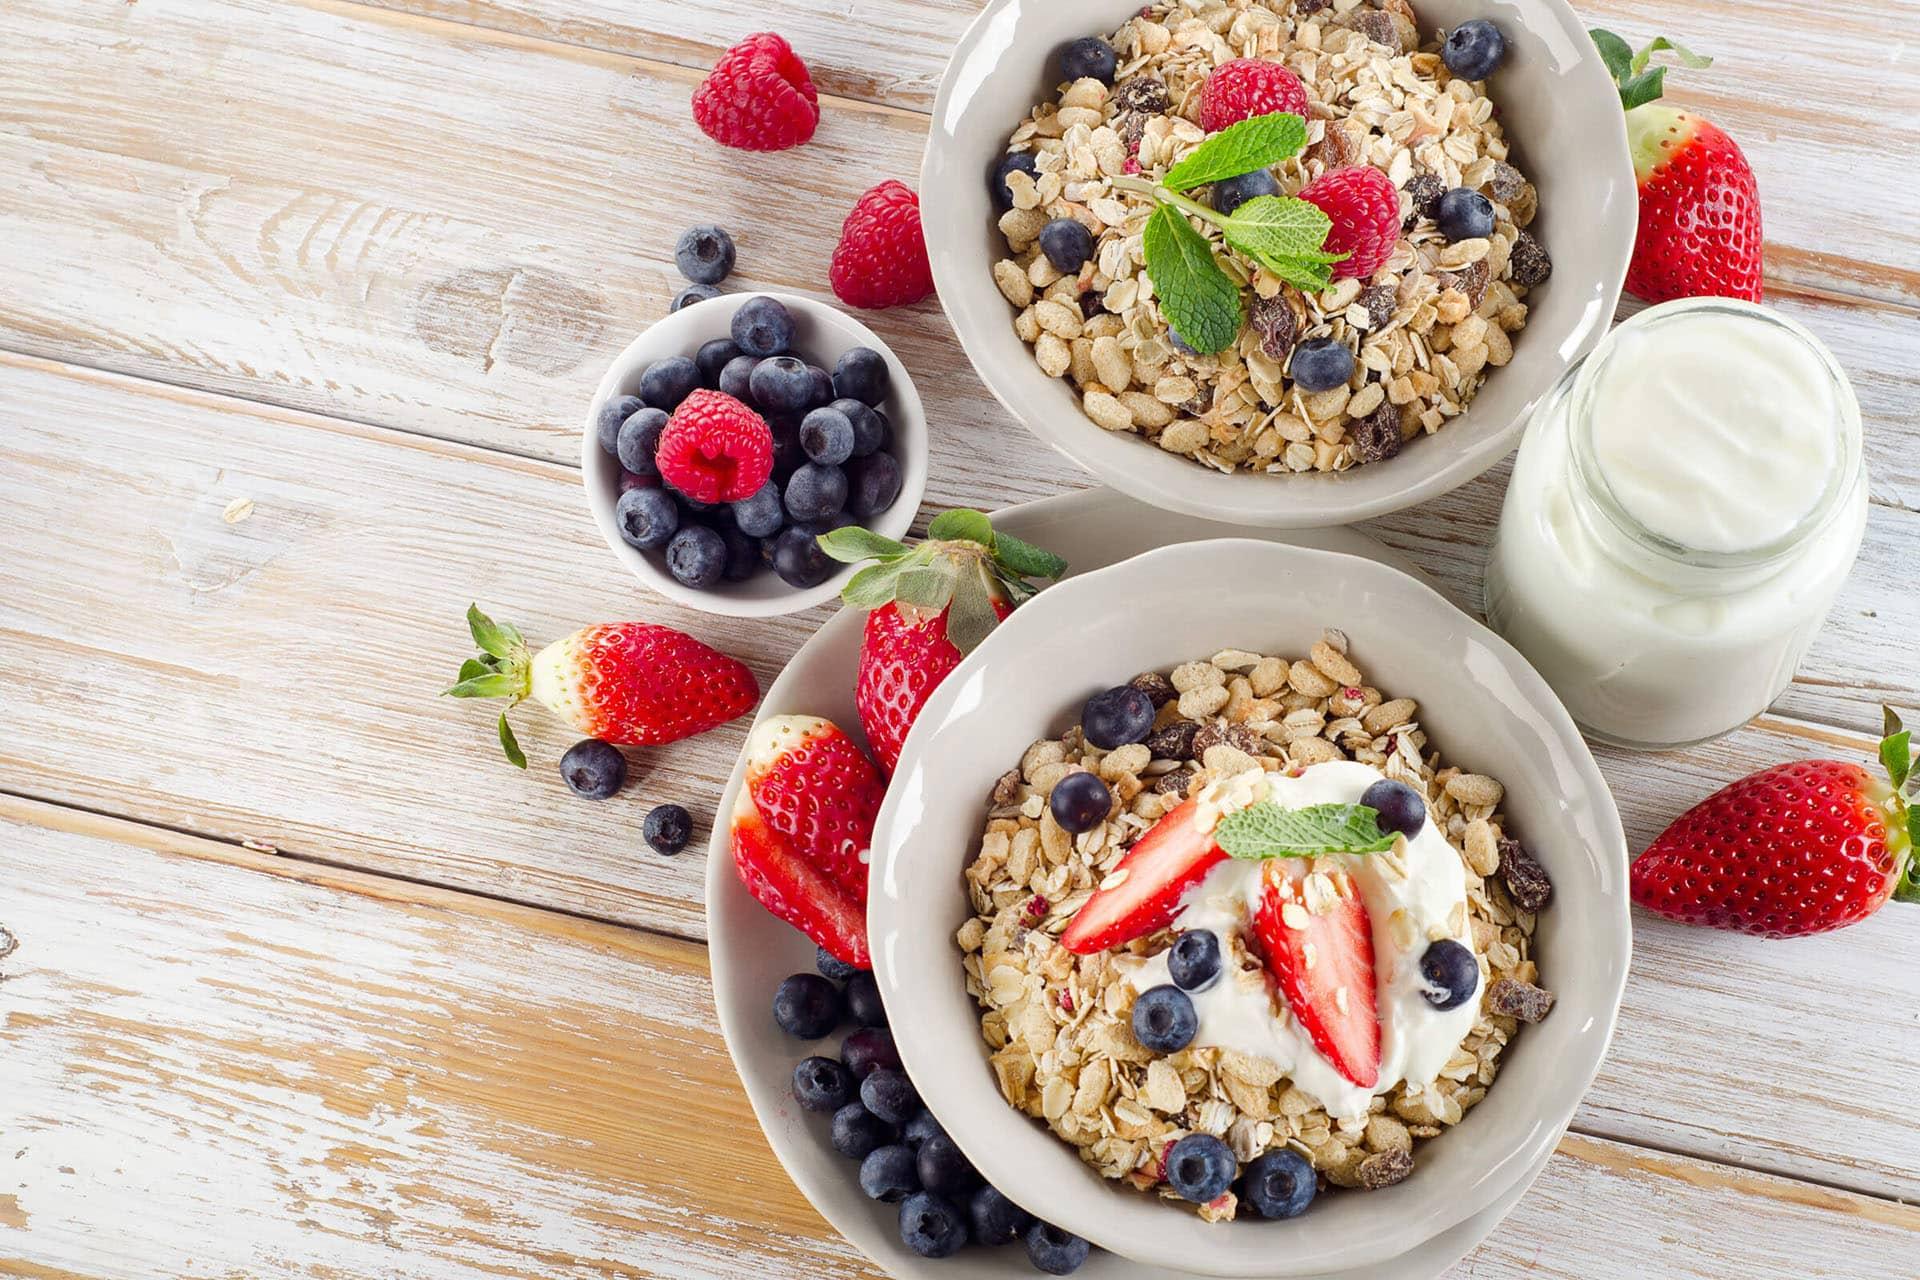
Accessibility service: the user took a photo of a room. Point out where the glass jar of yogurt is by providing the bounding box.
[1484,298,1868,750]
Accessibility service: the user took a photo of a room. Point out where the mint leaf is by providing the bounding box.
[1588,28,1633,83]
[927,508,995,546]
[992,530,1068,581]
[1215,802,1398,860]
[1218,194,1343,290]
[1163,113,1309,192]
[1143,204,1242,355]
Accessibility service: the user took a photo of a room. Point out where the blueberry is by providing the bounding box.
[749,355,816,414]
[731,480,786,538]
[773,973,843,1040]
[784,463,848,523]
[1239,1149,1316,1219]
[898,1191,968,1259]
[558,738,625,799]
[801,511,856,538]
[717,521,758,581]
[860,1145,921,1203]
[830,397,885,457]
[846,451,903,520]
[1049,771,1113,835]
[616,406,669,476]
[695,337,742,387]
[844,970,888,1028]
[1168,329,1199,357]
[1164,1132,1236,1204]
[674,223,736,285]
[806,364,836,409]
[618,469,657,495]
[643,803,692,854]
[991,150,1040,211]
[664,524,727,588]
[643,359,703,411]
[770,525,836,588]
[816,946,861,983]
[915,1133,981,1198]
[1360,778,1427,837]
[798,406,855,465]
[614,485,679,551]
[869,408,894,455]
[902,1108,946,1148]
[832,1101,897,1160]
[1038,217,1094,273]
[1289,336,1355,392]
[1081,684,1154,748]
[732,295,795,357]
[840,1026,900,1080]
[1058,35,1117,85]
[1211,168,1281,215]
[595,393,644,456]
[671,283,720,311]
[1130,984,1197,1054]
[832,347,890,406]
[1435,187,1495,242]
[1442,19,1506,81]
[968,1185,1033,1246]
[1418,938,1480,1011]
[718,354,759,402]
[1025,1222,1092,1275]
[767,413,807,480]
[1168,930,1222,993]
[792,1055,855,1111]
[860,1068,919,1125]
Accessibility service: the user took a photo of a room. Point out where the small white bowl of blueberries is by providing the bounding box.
[583,227,927,616]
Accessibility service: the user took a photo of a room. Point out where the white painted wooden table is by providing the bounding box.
[1,2,1916,1276]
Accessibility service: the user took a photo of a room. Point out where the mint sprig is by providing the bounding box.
[1144,205,1244,356]
[1163,113,1309,191]
[1215,802,1398,861]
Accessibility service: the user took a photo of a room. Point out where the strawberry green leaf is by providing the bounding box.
[1144,203,1243,355]
[497,713,527,769]
[894,562,959,611]
[1882,706,1912,792]
[1617,67,1667,111]
[840,562,904,609]
[992,530,1068,581]
[456,656,498,683]
[444,671,523,699]
[1630,35,1712,76]
[945,568,1001,655]
[927,508,995,546]
[1162,113,1308,192]
[465,604,524,661]
[1216,802,1398,860]
[818,525,911,564]
[1588,28,1633,83]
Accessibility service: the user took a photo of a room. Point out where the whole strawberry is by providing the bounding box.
[818,511,1067,775]
[1296,166,1401,281]
[1630,709,1918,938]
[446,605,758,766]
[1590,30,1762,304]
[692,32,819,152]
[829,180,935,310]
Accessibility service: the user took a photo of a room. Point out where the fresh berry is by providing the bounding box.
[641,357,700,411]
[1252,859,1380,1088]
[596,393,644,456]
[643,803,693,854]
[783,463,848,523]
[749,355,816,414]
[1025,1222,1092,1275]
[656,389,776,503]
[614,486,679,551]
[718,522,758,581]
[1058,35,1117,85]
[770,525,836,587]
[817,945,861,982]
[860,1145,921,1202]
[1199,59,1309,133]
[1442,20,1506,80]
[732,480,786,538]
[675,224,737,285]
[832,347,890,405]
[718,353,759,401]
[898,1192,968,1259]
[832,1102,897,1159]
[1167,929,1222,992]
[842,1027,901,1079]
[773,972,843,1039]
[1297,165,1401,279]
[915,1133,981,1197]
[1434,187,1494,242]
[846,452,903,520]
[1288,336,1353,391]
[1130,984,1197,1053]
[830,180,934,310]
[691,32,819,152]
[616,406,669,476]
[1060,798,1228,952]
[833,398,887,457]
[447,608,758,764]
[1210,168,1280,215]
[1418,939,1480,1010]
[767,414,806,480]
[1082,685,1154,749]
[695,337,742,386]
[844,969,888,1027]
[671,284,719,311]
[792,1055,855,1111]
[968,1185,1033,1246]
[732,295,796,357]
[742,714,884,913]
[618,469,658,494]
[1239,1149,1316,1219]
[991,151,1040,210]
[1050,771,1113,834]
[1038,217,1094,273]
[902,1109,945,1148]
[1164,1133,1235,1203]
[558,738,625,799]
[798,406,855,465]
[664,524,727,588]
[860,1068,919,1125]
[805,364,835,408]
[1361,778,1427,837]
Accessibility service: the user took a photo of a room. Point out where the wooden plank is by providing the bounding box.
[2,797,1916,1280]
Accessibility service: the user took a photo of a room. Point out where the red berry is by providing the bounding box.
[692,32,819,152]
[1625,107,1763,304]
[654,389,775,504]
[745,716,885,904]
[1296,166,1401,281]
[1199,59,1309,133]
[829,180,935,310]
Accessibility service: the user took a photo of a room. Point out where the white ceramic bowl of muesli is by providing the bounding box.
[865,537,1630,1276]
[920,0,1633,528]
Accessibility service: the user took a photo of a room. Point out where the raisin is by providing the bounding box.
[1402,172,1445,230]
[1507,231,1553,289]
[1497,836,1553,910]
[1357,1148,1414,1189]
[1484,160,1529,204]
[1359,285,1396,328]
[1437,257,1491,309]
[1111,76,1169,117]
[1351,397,1403,464]
[992,769,1023,807]
[1152,770,1194,796]
[1486,978,1556,1024]
[1248,292,1299,362]
[1145,720,1201,762]
[1130,671,1176,707]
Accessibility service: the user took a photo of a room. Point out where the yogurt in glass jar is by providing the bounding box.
[1484,298,1867,750]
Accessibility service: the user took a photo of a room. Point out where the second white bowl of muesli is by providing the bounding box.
[865,538,1630,1276]
[920,0,1633,528]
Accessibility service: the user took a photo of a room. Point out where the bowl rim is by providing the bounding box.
[918,0,1634,529]
[579,290,929,617]
[866,536,1632,1276]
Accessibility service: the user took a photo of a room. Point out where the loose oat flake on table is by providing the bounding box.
[991,0,1550,477]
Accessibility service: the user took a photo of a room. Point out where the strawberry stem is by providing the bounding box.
[1589,28,1712,111]
[1878,707,1918,904]
[444,603,535,767]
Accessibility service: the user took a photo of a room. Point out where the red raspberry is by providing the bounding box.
[692,33,819,152]
[655,389,774,503]
[1199,59,1309,133]
[1296,166,1401,280]
[829,180,934,310]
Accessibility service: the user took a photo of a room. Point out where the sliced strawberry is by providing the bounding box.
[1250,859,1380,1089]
[731,793,869,967]
[743,715,884,904]
[1059,799,1228,954]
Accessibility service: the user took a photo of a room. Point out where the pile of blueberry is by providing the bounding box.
[553,738,696,840]
[777,950,1094,1273]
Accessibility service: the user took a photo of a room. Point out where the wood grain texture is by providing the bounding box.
[3,798,1917,1280]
